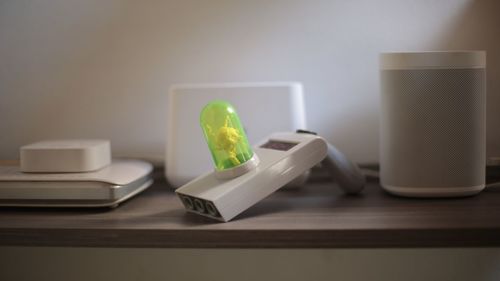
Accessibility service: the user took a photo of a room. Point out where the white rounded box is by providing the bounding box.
[379,51,486,197]
[20,140,111,173]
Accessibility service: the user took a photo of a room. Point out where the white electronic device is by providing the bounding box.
[176,132,328,222]
[380,51,486,197]
[0,159,153,207]
[166,82,306,187]
[20,139,111,173]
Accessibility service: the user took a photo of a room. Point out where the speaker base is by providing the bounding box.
[382,184,485,198]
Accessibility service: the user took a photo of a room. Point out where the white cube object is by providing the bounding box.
[20,140,111,173]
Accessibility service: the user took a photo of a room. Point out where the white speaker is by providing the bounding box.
[380,51,486,197]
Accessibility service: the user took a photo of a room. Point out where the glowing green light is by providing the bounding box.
[200,100,254,172]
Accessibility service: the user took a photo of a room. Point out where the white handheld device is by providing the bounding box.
[176,132,328,222]
[175,101,365,222]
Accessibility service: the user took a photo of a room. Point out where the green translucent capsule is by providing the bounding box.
[200,100,258,179]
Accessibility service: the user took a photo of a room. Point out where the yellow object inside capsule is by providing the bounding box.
[200,100,254,171]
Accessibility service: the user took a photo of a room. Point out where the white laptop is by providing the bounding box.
[166,82,307,187]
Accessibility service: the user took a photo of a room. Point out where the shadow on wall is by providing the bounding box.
[431,0,500,157]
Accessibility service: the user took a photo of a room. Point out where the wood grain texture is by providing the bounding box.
[1,173,500,248]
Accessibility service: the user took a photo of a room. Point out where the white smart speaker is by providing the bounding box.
[380,51,486,197]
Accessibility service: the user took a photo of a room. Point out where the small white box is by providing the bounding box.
[20,140,111,173]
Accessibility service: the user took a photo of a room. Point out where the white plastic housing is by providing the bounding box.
[176,133,327,222]
[166,82,307,187]
[20,140,111,173]
[380,51,486,197]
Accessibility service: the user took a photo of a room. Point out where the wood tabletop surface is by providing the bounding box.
[1,169,500,248]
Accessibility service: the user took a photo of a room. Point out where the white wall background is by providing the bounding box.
[1,0,499,163]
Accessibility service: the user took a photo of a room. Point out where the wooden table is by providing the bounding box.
[1,170,500,248]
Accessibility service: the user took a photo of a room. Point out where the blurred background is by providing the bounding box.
[1,0,499,163]
[2,1,500,280]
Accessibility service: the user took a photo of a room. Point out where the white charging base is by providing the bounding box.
[0,159,153,207]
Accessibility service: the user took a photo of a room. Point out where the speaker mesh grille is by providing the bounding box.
[381,68,485,187]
